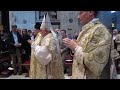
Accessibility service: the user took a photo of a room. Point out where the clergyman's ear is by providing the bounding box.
[89,11,93,15]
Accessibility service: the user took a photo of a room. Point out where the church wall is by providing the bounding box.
[59,11,80,35]
[9,11,36,30]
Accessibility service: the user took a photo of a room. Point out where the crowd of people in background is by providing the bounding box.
[0,24,41,75]
[0,23,79,76]
[113,29,120,74]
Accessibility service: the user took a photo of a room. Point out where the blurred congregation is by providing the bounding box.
[0,23,76,77]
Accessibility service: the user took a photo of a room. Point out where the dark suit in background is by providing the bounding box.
[5,31,23,75]
[22,34,31,61]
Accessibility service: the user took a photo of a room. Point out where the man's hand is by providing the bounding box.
[63,38,79,50]
[27,40,33,44]
[73,39,77,42]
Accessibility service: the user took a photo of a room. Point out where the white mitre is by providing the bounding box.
[40,13,53,30]
[34,13,53,65]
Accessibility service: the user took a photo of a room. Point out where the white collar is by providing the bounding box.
[89,18,99,23]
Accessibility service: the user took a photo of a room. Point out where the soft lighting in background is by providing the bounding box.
[111,11,116,13]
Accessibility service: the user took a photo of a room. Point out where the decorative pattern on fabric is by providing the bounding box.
[30,33,64,79]
[72,20,112,79]
[29,33,43,79]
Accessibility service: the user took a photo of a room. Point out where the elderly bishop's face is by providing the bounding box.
[77,11,92,26]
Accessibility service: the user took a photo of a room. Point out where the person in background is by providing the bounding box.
[0,31,9,52]
[115,30,120,73]
[60,30,71,74]
[17,28,22,35]
[27,30,33,40]
[60,30,68,53]
[21,29,31,61]
[73,31,80,39]
[5,25,23,75]
[27,30,32,37]
[112,29,119,59]
[55,29,62,42]
[114,29,119,53]
[68,33,73,39]
[55,29,63,50]
[0,31,2,52]
[33,24,40,39]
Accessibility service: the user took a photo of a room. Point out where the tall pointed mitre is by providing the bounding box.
[34,13,54,66]
[40,13,53,30]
